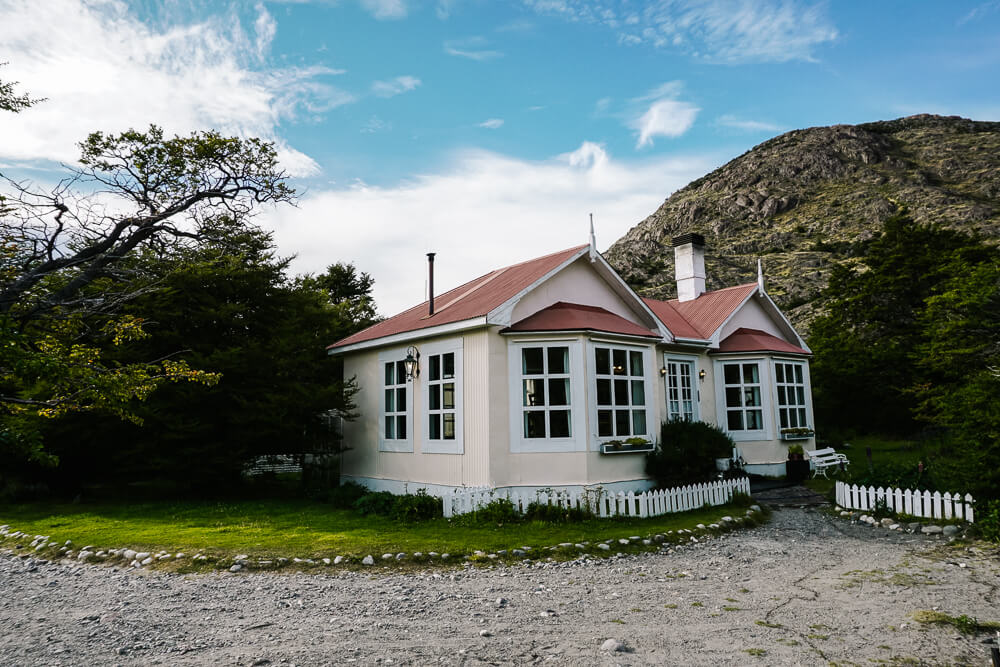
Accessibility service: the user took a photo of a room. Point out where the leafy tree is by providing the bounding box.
[808,212,996,436]
[0,64,41,112]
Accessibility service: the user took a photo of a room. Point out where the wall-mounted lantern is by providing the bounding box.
[698,369,706,381]
[403,346,420,381]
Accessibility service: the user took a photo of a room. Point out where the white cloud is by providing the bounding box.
[625,82,699,148]
[478,118,504,129]
[0,0,351,176]
[444,37,504,60]
[716,115,782,133]
[371,75,422,97]
[360,0,408,20]
[361,116,392,133]
[263,143,718,316]
[525,0,838,64]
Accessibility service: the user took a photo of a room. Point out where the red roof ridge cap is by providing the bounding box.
[502,244,587,270]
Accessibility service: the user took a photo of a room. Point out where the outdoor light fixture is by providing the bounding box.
[698,369,706,380]
[660,366,667,376]
[403,346,420,381]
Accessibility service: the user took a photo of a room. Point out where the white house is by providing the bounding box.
[327,231,814,495]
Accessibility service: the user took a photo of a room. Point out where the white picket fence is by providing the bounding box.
[835,482,976,523]
[441,477,751,519]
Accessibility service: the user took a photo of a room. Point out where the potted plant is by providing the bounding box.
[780,427,815,440]
[785,443,809,483]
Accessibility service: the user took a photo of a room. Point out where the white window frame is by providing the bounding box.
[771,358,813,431]
[713,357,772,442]
[588,340,655,449]
[663,354,700,423]
[508,337,586,453]
[421,338,464,455]
[378,347,413,452]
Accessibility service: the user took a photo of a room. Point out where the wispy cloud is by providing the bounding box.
[626,81,699,148]
[444,37,504,60]
[265,142,718,315]
[478,118,504,129]
[715,115,782,133]
[361,116,392,133]
[0,0,355,176]
[958,0,1000,25]
[524,0,838,64]
[371,75,422,97]
[360,0,408,20]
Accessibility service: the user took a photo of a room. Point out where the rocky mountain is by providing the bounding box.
[604,114,1000,334]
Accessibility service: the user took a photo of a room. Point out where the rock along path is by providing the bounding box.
[1,507,998,666]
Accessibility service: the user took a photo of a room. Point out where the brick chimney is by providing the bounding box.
[672,233,706,302]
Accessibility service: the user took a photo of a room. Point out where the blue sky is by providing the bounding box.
[2,1,999,314]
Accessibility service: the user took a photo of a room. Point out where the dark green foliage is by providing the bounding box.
[523,501,592,523]
[390,489,441,522]
[328,481,369,509]
[646,420,734,489]
[847,461,939,493]
[976,500,1000,543]
[353,491,397,516]
[460,498,521,525]
[729,491,754,508]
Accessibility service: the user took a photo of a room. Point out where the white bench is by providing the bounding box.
[805,447,850,478]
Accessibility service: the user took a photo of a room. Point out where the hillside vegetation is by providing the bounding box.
[605,114,1000,333]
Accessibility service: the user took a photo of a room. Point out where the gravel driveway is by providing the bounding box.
[2,507,998,666]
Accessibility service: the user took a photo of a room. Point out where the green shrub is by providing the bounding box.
[524,501,592,523]
[391,489,441,522]
[646,420,734,489]
[977,500,1000,543]
[462,498,522,525]
[729,491,754,508]
[353,490,396,516]
[329,481,368,509]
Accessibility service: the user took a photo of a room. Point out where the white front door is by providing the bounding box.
[664,357,697,422]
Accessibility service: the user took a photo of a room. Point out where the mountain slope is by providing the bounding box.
[604,114,1000,333]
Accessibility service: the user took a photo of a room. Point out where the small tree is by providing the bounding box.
[646,420,734,489]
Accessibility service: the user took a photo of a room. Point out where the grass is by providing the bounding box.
[912,610,1000,634]
[803,434,935,498]
[0,498,760,560]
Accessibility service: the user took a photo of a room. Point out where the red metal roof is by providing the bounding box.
[643,283,757,340]
[715,328,810,355]
[502,302,660,338]
[329,245,588,349]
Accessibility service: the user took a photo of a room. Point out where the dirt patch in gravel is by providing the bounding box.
[2,507,998,666]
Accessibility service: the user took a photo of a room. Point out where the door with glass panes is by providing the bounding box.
[664,357,697,422]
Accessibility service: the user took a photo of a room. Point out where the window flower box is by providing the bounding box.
[780,428,814,441]
[600,439,655,455]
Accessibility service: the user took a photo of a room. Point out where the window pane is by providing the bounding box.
[523,379,545,406]
[615,409,631,436]
[595,347,610,375]
[725,387,742,408]
[525,411,546,438]
[775,364,785,383]
[385,416,395,439]
[794,365,803,384]
[385,362,395,386]
[742,363,759,384]
[788,408,798,428]
[798,408,807,426]
[631,380,645,406]
[777,386,786,405]
[385,389,395,412]
[632,409,647,435]
[724,364,741,384]
[629,351,643,376]
[596,379,612,406]
[443,413,455,439]
[744,387,761,407]
[443,352,455,379]
[396,387,407,410]
[429,414,440,440]
[796,387,805,405]
[598,410,613,437]
[442,383,455,410]
[727,410,744,430]
[547,347,568,374]
[548,378,569,406]
[522,347,544,375]
[429,384,440,410]
[396,361,407,383]
[429,355,440,382]
[397,415,407,439]
[614,379,629,406]
[613,349,627,375]
[746,410,763,430]
[549,410,571,438]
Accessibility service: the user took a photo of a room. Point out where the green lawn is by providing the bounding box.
[804,434,937,497]
[0,499,756,559]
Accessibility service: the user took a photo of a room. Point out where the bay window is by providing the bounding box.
[594,345,648,438]
[508,339,585,453]
[723,362,764,432]
[775,361,809,429]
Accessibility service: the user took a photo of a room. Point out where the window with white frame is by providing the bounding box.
[723,362,764,431]
[521,345,572,438]
[380,355,411,451]
[775,361,808,429]
[423,340,463,454]
[594,345,648,438]
[664,357,696,422]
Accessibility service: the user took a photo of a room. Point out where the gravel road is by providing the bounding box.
[2,507,998,666]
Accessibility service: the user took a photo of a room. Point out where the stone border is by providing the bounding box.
[832,507,974,539]
[0,505,767,573]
